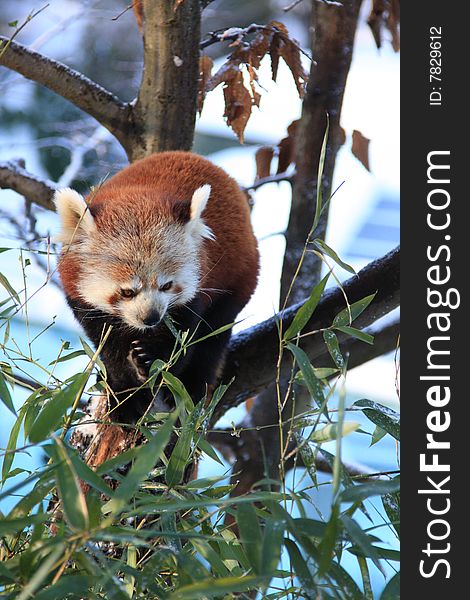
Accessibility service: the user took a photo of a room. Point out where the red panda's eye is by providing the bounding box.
[120,288,136,299]
[159,281,173,292]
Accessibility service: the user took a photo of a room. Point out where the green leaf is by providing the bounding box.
[332,294,376,327]
[323,330,345,369]
[105,412,177,515]
[34,575,92,600]
[292,518,327,539]
[347,545,400,562]
[354,399,400,441]
[166,403,203,488]
[67,447,113,497]
[196,436,224,465]
[0,560,16,583]
[309,422,360,443]
[312,116,329,233]
[335,325,374,345]
[0,272,20,304]
[16,543,66,600]
[52,438,89,531]
[284,539,317,599]
[284,272,330,340]
[49,350,86,365]
[341,515,382,573]
[317,503,340,577]
[0,514,48,536]
[0,368,15,414]
[328,561,364,600]
[313,239,356,274]
[261,518,285,576]
[340,477,401,504]
[2,408,24,482]
[28,373,89,443]
[382,490,400,538]
[168,575,268,599]
[162,371,194,413]
[370,425,387,446]
[287,343,326,411]
[237,502,262,574]
[380,572,400,600]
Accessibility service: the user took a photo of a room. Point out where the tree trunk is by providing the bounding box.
[130,0,201,160]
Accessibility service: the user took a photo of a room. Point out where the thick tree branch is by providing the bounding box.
[132,0,201,160]
[208,315,399,488]
[215,245,400,421]
[0,160,56,210]
[0,36,132,150]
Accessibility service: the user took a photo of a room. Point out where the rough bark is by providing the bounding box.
[281,0,363,304]
[131,0,201,160]
[0,160,56,211]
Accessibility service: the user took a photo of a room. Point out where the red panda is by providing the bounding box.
[54,151,259,422]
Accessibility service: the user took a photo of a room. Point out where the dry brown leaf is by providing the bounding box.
[205,21,308,141]
[268,21,307,97]
[338,126,346,146]
[223,70,252,143]
[255,146,275,181]
[387,0,400,52]
[198,55,213,114]
[277,119,299,174]
[352,130,371,172]
[367,0,400,52]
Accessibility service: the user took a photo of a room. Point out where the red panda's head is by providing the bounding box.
[53,185,213,330]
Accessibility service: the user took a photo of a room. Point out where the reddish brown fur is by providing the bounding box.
[59,152,259,307]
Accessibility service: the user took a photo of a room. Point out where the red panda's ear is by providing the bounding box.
[186,185,215,240]
[53,188,97,245]
[190,184,211,220]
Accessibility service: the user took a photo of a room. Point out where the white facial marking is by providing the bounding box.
[77,273,119,314]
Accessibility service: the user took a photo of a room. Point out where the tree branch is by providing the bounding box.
[215,245,399,421]
[0,160,56,211]
[0,36,132,150]
[281,0,364,304]
[208,314,399,488]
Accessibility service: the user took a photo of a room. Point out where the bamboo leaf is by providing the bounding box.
[52,438,89,532]
[105,412,177,515]
[332,294,376,327]
[340,477,401,504]
[354,399,400,441]
[284,539,317,599]
[313,239,356,274]
[28,373,89,443]
[323,330,345,369]
[335,325,374,345]
[380,572,400,600]
[0,368,15,414]
[284,272,330,340]
[237,502,262,574]
[287,343,326,411]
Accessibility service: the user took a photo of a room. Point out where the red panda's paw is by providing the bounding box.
[129,340,154,382]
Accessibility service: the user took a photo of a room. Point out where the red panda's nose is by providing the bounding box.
[143,310,161,327]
